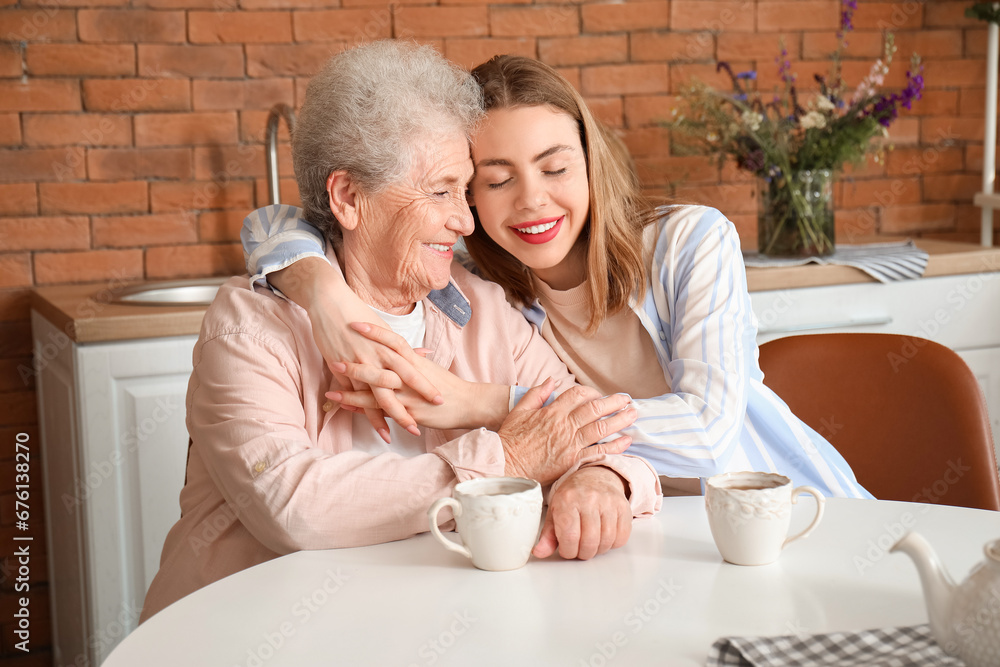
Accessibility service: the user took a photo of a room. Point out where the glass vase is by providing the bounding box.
[757,169,835,258]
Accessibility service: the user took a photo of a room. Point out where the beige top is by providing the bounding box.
[532,279,704,497]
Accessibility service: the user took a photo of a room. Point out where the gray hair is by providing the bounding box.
[293,40,484,244]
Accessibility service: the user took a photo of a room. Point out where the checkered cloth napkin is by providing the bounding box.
[706,624,964,666]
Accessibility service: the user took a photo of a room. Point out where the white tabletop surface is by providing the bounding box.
[105,497,1000,667]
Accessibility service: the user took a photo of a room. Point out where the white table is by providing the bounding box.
[104,497,1000,667]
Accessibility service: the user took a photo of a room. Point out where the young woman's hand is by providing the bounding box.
[266,258,442,439]
[326,323,510,434]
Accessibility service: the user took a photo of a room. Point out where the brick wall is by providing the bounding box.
[0,0,993,664]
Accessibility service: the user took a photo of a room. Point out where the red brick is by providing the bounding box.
[149,180,254,212]
[78,9,185,43]
[246,44,341,78]
[0,10,78,42]
[88,147,193,181]
[581,1,669,33]
[920,117,985,144]
[198,209,246,242]
[21,0,126,7]
[840,177,920,209]
[965,28,989,58]
[292,9,392,42]
[582,63,669,95]
[145,243,244,279]
[138,45,244,78]
[757,1,838,31]
[93,213,198,247]
[239,110,292,143]
[802,31,884,60]
[0,80,80,112]
[924,2,980,28]
[631,32,714,62]
[0,184,36,216]
[39,181,147,215]
[882,203,957,234]
[253,176,299,207]
[26,44,135,76]
[718,33,800,61]
[0,148,86,183]
[0,216,89,250]
[904,89,958,117]
[34,249,143,284]
[189,11,292,44]
[959,88,987,116]
[132,0,217,7]
[670,2,753,33]
[620,126,672,158]
[192,79,294,111]
[538,35,626,67]
[669,63,734,93]
[0,256,31,289]
[244,0,341,7]
[193,143,273,180]
[923,59,985,88]
[394,6,488,38]
[585,96,623,127]
[83,78,191,112]
[673,182,754,211]
[636,155,718,186]
[134,112,238,147]
[444,37,536,70]
[0,114,20,145]
[23,113,132,147]
[0,47,19,77]
[851,1,923,31]
[886,146,964,177]
[490,6,578,37]
[923,173,982,202]
[894,30,963,59]
[624,94,676,127]
[887,118,919,145]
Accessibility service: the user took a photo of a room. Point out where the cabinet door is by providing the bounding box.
[956,346,1000,470]
[76,335,195,663]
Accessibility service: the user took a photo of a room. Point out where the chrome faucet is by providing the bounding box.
[265,103,297,205]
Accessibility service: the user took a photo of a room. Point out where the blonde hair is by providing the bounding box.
[465,55,657,333]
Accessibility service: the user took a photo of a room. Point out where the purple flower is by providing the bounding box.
[840,0,858,34]
[736,71,757,80]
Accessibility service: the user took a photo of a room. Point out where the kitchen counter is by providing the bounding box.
[31,281,228,343]
[32,239,1000,344]
[745,238,1000,291]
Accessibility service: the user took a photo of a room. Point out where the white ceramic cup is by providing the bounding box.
[705,471,825,566]
[428,477,543,571]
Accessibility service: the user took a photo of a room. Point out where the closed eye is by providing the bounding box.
[487,178,512,190]
[544,168,567,176]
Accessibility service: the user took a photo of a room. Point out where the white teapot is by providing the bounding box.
[891,532,1000,667]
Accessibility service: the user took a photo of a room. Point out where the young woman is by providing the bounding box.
[241,55,871,499]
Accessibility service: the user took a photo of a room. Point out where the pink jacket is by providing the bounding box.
[140,263,661,622]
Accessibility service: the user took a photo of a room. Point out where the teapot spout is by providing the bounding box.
[891,532,958,652]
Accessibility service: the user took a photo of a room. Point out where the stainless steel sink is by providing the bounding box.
[110,278,229,306]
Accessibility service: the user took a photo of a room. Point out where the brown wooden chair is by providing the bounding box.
[757,333,1000,511]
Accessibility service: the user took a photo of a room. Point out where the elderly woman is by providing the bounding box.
[140,41,661,622]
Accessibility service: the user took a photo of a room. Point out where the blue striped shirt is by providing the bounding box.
[242,205,872,499]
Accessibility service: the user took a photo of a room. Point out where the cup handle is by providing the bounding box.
[781,485,826,549]
[428,497,472,560]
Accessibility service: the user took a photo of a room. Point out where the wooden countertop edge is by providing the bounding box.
[746,240,1000,292]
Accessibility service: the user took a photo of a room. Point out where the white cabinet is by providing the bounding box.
[749,272,1000,467]
[32,311,193,667]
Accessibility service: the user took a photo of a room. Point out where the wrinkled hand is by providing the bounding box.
[498,379,636,486]
[327,323,508,432]
[533,467,632,560]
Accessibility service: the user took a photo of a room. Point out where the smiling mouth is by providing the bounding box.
[425,243,453,253]
[511,216,563,244]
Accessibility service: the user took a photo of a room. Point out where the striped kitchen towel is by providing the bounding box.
[743,240,929,283]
